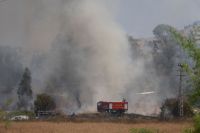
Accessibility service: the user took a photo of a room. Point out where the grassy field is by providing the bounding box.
[0,121,192,133]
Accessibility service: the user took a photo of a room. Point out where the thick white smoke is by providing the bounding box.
[44,0,133,113]
[0,0,182,115]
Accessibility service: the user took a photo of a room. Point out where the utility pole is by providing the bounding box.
[177,63,185,117]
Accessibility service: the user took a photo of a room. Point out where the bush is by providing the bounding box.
[183,128,194,133]
[130,128,159,133]
[182,114,200,133]
[0,110,12,129]
[193,114,200,133]
[4,120,11,129]
[7,111,35,119]
[34,93,56,114]
[0,109,6,120]
[160,98,193,119]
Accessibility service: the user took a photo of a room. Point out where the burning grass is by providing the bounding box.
[0,121,192,133]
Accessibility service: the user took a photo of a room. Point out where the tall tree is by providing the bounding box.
[153,24,181,95]
[17,67,33,110]
[170,28,200,105]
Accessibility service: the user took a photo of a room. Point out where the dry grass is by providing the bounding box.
[0,121,192,133]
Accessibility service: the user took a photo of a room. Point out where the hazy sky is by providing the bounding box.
[117,0,200,38]
[0,0,200,47]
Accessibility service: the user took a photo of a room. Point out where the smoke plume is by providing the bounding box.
[43,0,132,113]
[0,0,190,115]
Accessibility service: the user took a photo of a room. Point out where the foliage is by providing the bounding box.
[4,120,11,130]
[170,29,200,105]
[0,111,34,129]
[153,24,176,40]
[193,114,200,133]
[0,109,6,120]
[34,93,56,113]
[0,99,13,120]
[182,114,200,133]
[130,128,159,133]
[0,111,12,129]
[17,67,33,110]
[183,128,194,133]
[153,24,182,96]
[160,98,193,118]
[0,100,13,129]
[7,111,35,119]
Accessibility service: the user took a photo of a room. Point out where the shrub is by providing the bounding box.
[7,111,35,119]
[0,110,12,129]
[4,120,11,130]
[0,109,6,120]
[193,114,200,133]
[34,93,56,114]
[182,114,200,133]
[130,128,159,133]
[160,98,193,119]
[183,128,194,133]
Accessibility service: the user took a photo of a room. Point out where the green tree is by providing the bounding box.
[34,93,56,113]
[170,28,200,105]
[17,67,33,110]
[160,98,193,119]
[169,27,200,133]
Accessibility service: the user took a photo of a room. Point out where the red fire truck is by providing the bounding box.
[97,100,128,114]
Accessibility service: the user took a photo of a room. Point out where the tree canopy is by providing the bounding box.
[170,28,200,105]
[34,93,56,113]
[17,67,33,110]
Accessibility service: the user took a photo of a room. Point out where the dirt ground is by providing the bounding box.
[0,121,192,133]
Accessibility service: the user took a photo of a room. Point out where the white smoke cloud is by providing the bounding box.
[0,0,186,115]
[43,0,133,113]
